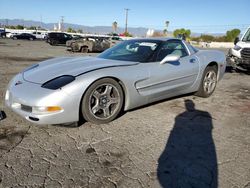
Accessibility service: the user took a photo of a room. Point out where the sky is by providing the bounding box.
[0,0,249,33]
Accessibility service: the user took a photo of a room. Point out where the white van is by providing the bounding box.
[227,27,250,71]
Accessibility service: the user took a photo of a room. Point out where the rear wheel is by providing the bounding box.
[81,78,124,124]
[81,46,89,53]
[13,37,17,40]
[29,37,34,41]
[195,66,217,97]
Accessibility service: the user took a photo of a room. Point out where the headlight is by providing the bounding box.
[233,45,241,51]
[41,75,75,90]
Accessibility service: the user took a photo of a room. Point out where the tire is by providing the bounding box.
[195,66,217,98]
[50,40,57,46]
[13,37,17,40]
[29,37,34,41]
[81,46,89,53]
[71,43,78,52]
[81,78,124,124]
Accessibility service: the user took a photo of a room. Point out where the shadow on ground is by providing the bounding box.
[157,99,218,188]
[0,126,30,155]
[225,66,250,75]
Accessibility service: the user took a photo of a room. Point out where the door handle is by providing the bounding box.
[190,58,196,63]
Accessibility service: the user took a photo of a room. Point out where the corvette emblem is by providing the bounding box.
[15,81,23,86]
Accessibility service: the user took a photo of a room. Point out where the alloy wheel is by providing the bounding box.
[88,83,121,120]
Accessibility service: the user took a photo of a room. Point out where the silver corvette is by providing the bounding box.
[5,38,226,125]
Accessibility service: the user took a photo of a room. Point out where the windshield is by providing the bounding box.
[98,40,161,62]
[242,28,250,42]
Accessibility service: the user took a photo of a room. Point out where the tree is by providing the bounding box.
[164,21,170,36]
[5,25,15,29]
[67,27,76,33]
[112,21,118,33]
[16,25,24,29]
[122,32,133,37]
[152,31,165,37]
[77,29,83,33]
[200,34,215,42]
[225,29,241,42]
[163,29,167,36]
[27,26,37,30]
[215,36,227,42]
[190,36,201,42]
[173,28,191,38]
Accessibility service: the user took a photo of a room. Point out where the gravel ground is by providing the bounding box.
[0,39,249,188]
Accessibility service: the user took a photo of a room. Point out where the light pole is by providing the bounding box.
[125,8,130,33]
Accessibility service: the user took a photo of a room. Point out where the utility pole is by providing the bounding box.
[124,8,130,33]
[40,15,43,29]
[60,16,64,32]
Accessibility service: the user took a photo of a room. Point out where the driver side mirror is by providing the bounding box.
[160,54,180,65]
[234,37,239,45]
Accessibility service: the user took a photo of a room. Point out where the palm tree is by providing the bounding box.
[112,21,118,33]
[164,21,170,36]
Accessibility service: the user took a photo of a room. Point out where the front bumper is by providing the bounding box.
[5,74,80,125]
[228,48,250,70]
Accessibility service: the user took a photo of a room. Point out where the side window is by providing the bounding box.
[156,40,188,61]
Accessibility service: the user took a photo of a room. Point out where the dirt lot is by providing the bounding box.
[0,39,249,188]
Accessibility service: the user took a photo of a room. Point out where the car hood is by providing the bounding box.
[237,41,250,48]
[23,56,138,84]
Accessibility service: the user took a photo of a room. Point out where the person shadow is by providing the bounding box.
[157,99,218,188]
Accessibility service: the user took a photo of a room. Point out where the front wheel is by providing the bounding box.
[81,78,124,124]
[195,66,217,98]
[29,37,34,41]
[50,40,57,46]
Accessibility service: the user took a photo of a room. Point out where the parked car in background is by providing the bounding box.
[11,33,36,40]
[110,36,123,47]
[227,27,250,71]
[70,36,111,53]
[0,29,8,38]
[46,32,72,45]
[6,32,18,38]
[66,35,85,50]
[71,34,84,39]
[32,31,47,40]
[5,38,226,125]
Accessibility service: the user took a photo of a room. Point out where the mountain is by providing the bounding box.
[0,19,151,37]
[0,19,226,37]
